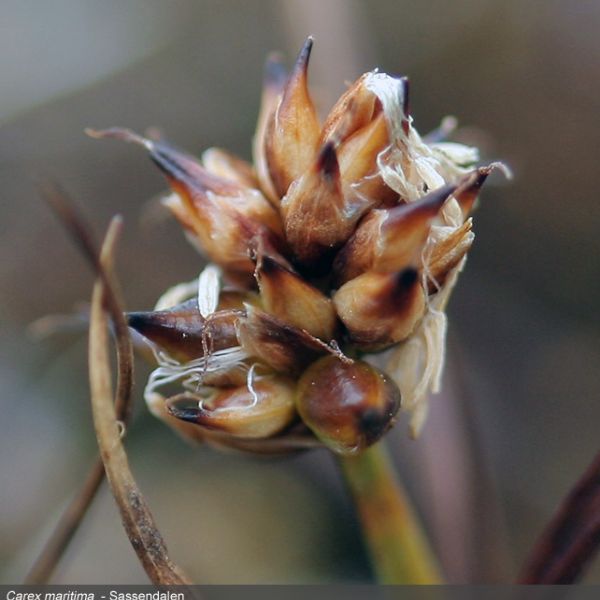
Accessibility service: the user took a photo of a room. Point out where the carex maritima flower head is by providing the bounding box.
[90,37,503,455]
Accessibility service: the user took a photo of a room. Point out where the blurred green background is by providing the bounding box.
[1,0,599,584]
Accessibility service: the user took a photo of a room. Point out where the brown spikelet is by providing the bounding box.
[264,37,320,198]
[167,375,296,439]
[282,142,369,268]
[88,127,284,273]
[320,73,380,145]
[127,301,240,362]
[254,250,337,340]
[236,305,333,375]
[333,183,457,286]
[333,268,426,350]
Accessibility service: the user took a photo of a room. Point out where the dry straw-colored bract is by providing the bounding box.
[90,37,503,455]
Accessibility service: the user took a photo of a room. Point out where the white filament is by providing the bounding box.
[364,71,483,435]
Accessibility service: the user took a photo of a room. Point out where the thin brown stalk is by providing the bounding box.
[25,185,135,584]
[519,450,600,584]
[88,217,191,584]
[40,182,134,421]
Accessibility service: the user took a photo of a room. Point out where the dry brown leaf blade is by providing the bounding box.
[519,450,600,584]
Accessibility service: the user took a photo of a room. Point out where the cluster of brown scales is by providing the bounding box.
[90,37,502,456]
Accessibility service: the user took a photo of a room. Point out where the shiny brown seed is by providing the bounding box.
[296,356,401,455]
[264,37,320,198]
[333,268,426,350]
[166,375,297,439]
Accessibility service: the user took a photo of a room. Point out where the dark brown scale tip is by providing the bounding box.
[384,268,421,315]
[167,396,201,423]
[293,36,314,77]
[385,182,457,229]
[400,77,410,134]
[395,267,419,290]
[475,167,491,188]
[256,253,280,275]
[317,142,340,180]
[401,77,410,116]
[454,166,497,216]
[264,52,288,89]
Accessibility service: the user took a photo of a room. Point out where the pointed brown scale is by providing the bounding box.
[202,147,258,189]
[88,127,283,274]
[127,300,240,362]
[253,52,288,204]
[264,37,320,198]
[333,268,426,351]
[400,76,411,135]
[336,111,396,206]
[426,219,474,293]
[454,165,493,217]
[282,143,367,268]
[236,304,335,375]
[153,398,315,454]
[148,390,308,453]
[166,375,297,439]
[254,249,337,340]
[296,356,401,455]
[319,73,380,145]
[332,183,457,286]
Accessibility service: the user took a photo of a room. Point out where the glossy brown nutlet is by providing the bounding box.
[296,356,401,455]
[264,37,320,199]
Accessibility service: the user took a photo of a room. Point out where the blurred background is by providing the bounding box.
[1,0,599,584]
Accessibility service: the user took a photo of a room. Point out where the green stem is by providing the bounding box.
[340,441,443,584]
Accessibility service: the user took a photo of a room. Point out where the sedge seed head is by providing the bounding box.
[92,37,505,453]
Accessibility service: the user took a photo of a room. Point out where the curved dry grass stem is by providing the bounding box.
[26,186,190,585]
[519,450,600,584]
[88,217,191,585]
[340,442,443,584]
[25,185,135,584]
